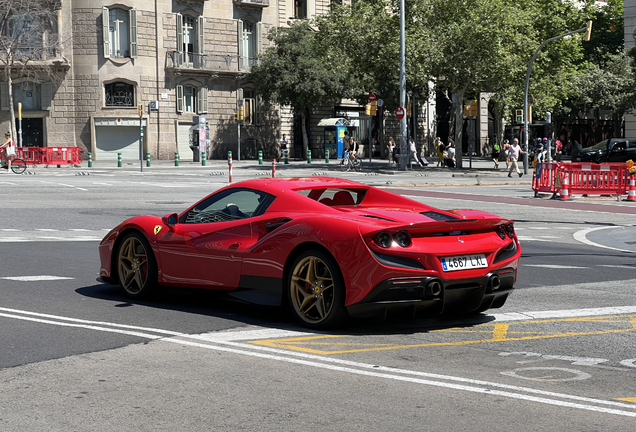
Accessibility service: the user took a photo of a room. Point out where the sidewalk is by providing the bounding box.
[74,156,532,188]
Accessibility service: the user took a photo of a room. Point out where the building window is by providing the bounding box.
[176,84,208,114]
[13,83,41,110]
[295,1,307,19]
[105,82,134,107]
[237,20,262,71]
[176,14,204,68]
[102,7,137,59]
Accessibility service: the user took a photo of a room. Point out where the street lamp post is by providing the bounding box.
[398,0,407,171]
[523,21,592,173]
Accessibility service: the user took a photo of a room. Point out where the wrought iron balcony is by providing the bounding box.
[168,51,257,75]
[233,0,269,7]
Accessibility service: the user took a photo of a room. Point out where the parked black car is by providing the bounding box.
[574,139,636,163]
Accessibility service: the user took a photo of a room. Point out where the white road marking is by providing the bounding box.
[499,352,609,366]
[523,264,586,269]
[1,306,636,417]
[0,237,28,242]
[35,229,59,232]
[491,305,636,322]
[39,181,89,192]
[1,276,74,281]
[69,229,91,232]
[620,359,636,368]
[573,226,635,254]
[597,265,634,269]
[0,182,17,185]
[0,228,21,231]
[516,236,556,242]
[501,367,592,382]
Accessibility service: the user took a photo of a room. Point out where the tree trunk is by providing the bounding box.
[301,109,309,159]
[454,86,466,168]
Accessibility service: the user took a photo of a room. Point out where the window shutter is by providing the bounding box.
[176,85,183,113]
[256,22,262,59]
[197,87,208,114]
[255,94,262,125]
[176,13,183,54]
[0,82,9,111]
[102,7,110,59]
[237,19,244,71]
[41,82,52,110]
[129,9,138,59]
[197,16,204,55]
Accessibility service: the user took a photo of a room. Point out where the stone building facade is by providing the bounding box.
[625,0,635,140]
[0,0,355,162]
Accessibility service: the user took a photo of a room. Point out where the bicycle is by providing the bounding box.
[340,150,362,172]
[0,152,27,174]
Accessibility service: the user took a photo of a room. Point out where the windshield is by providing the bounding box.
[585,140,607,151]
[295,188,367,206]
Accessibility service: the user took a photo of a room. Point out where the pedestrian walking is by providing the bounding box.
[507,138,526,178]
[570,139,582,162]
[409,137,424,167]
[279,134,289,159]
[502,139,511,169]
[387,137,396,163]
[0,131,14,172]
[554,138,563,162]
[491,135,500,169]
[435,137,444,167]
[445,137,456,167]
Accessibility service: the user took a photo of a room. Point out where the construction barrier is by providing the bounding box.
[15,147,83,166]
[532,162,632,199]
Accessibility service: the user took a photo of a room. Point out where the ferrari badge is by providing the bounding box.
[154,225,162,235]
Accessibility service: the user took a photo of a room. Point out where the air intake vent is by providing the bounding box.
[421,211,458,222]
[363,215,396,222]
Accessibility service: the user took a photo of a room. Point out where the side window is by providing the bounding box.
[183,189,273,224]
[105,82,135,106]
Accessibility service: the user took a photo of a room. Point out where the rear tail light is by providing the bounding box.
[497,225,506,239]
[375,231,392,248]
[373,230,412,248]
[394,231,411,248]
[506,223,515,239]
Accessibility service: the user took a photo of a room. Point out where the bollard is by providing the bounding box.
[201,151,206,166]
[229,157,233,183]
[284,149,289,165]
[117,152,122,167]
[627,177,636,202]
[175,152,179,167]
[325,151,329,164]
[307,149,312,164]
[272,159,276,178]
[559,169,571,200]
[258,150,263,165]
[146,152,150,167]
[88,152,92,168]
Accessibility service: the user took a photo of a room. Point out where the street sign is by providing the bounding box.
[377,99,384,107]
[368,93,376,102]
[395,106,405,120]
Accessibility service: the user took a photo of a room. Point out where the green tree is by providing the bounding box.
[248,21,355,158]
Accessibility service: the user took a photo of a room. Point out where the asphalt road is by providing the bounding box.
[1,167,635,431]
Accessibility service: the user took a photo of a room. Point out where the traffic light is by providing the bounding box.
[365,104,371,115]
[370,100,377,116]
[515,109,523,123]
[464,105,471,117]
[238,106,244,121]
[138,104,143,117]
[584,20,593,42]
[528,104,533,123]
[406,101,412,116]
[233,111,238,122]
[470,99,478,117]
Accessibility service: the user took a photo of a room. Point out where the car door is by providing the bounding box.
[627,141,636,162]
[156,188,273,289]
[607,141,628,162]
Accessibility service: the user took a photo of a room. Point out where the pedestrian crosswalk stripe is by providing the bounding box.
[1,276,74,281]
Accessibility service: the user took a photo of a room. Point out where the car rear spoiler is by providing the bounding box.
[364,216,508,237]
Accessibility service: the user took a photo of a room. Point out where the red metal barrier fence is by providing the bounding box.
[532,162,632,198]
[15,147,83,166]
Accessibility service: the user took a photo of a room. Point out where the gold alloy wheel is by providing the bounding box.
[117,236,149,295]
[290,256,335,324]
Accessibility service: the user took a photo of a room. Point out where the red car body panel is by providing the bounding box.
[99,177,521,316]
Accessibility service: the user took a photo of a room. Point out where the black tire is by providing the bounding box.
[10,158,26,174]
[287,250,347,329]
[116,231,158,298]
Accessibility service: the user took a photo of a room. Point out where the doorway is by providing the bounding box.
[15,118,44,147]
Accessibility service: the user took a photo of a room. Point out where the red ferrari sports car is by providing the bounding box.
[99,177,521,328]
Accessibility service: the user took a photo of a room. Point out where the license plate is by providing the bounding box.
[440,254,488,271]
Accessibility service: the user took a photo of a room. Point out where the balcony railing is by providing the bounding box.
[168,51,257,74]
[233,0,269,7]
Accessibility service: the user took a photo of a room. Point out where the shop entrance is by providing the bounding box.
[15,118,44,147]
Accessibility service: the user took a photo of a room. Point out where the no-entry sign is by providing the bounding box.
[395,106,405,119]
[368,93,377,102]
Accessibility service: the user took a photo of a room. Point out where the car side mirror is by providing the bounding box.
[162,213,178,227]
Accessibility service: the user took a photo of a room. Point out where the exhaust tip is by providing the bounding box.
[488,275,501,291]
[425,280,442,297]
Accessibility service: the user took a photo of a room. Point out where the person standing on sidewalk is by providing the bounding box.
[279,134,289,159]
[507,138,526,178]
[435,137,444,167]
[491,135,500,169]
